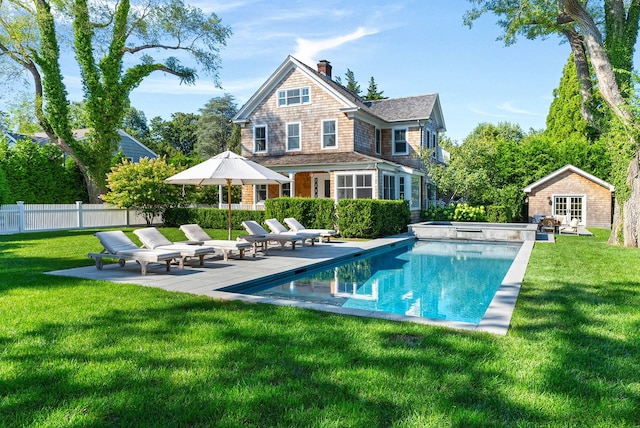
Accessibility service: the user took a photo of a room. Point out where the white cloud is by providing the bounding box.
[293,27,379,66]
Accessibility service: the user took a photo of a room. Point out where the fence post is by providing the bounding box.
[76,201,83,229]
[17,201,24,233]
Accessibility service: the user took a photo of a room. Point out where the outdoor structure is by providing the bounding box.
[232,56,448,220]
[18,129,158,162]
[523,164,614,229]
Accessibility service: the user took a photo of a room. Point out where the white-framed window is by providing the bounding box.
[393,127,408,155]
[322,119,337,148]
[411,176,421,209]
[286,122,301,151]
[278,87,310,107]
[383,174,396,200]
[399,176,405,200]
[281,182,291,197]
[255,184,267,203]
[336,173,373,200]
[375,128,381,154]
[253,125,267,153]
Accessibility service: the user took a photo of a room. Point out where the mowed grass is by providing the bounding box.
[1,228,639,427]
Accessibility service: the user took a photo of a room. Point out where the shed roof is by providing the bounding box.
[523,164,614,193]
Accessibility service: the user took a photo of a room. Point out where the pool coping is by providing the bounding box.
[48,234,533,335]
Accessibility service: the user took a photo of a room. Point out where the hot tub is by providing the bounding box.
[409,221,538,242]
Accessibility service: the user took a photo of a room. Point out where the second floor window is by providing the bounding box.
[375,128,381,154]
[393,128,408,155]
[278,87,310,106]
[287,123,301,151]
[254,125,267,152]
[322,119,337,148]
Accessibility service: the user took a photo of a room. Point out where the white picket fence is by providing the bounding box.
[0,201,265,235]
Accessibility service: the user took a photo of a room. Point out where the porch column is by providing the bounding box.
[289,172,296,197]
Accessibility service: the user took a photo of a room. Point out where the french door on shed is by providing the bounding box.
[553,195,585,224]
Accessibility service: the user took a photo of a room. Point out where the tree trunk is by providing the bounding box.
[563,29,596,126]
[609,155,640,245]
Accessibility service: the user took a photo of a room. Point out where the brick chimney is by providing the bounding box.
[317,60,332,79]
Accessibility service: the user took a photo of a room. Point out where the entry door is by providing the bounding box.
[554,195,584,224]
[313,173,331,198]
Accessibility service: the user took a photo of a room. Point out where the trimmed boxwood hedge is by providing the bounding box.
[337,199,410,239]
[163,207,265,229]
[264,197,336,229]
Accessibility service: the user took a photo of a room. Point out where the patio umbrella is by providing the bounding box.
[165,151,292,240]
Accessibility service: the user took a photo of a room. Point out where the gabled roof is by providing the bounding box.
[233,55,445,131]
[523,164,614,193]
[31,129,157,162]
[5,132,51,147]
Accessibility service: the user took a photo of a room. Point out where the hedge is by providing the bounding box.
[264,197,336,229]
[486,205,511,223]
[163,207,265,229]
[337,199,410,239]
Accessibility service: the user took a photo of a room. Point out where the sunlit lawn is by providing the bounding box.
[1,228,639,427]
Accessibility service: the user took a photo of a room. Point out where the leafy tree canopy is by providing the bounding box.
[102,156,182,225]
[194,94,239,158]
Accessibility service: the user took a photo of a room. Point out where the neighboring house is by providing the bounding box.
[232,56,447,218]
[11,129,158,162]
[523,164,614,229]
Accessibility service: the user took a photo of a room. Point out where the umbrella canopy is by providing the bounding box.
[165,151,292,240]
[165,151,291,186]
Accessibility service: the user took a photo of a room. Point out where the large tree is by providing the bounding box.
[0,0,231,202]
[194,94,239,158]
[465,0,640,246]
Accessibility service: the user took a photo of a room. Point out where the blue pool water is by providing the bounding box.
[237,240,521,324]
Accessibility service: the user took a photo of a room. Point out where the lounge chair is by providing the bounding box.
[88,230,181,275]
[559,218,580,234]
[284,217,338,242]
[179,224,253,260]
[242,220,303,250]
[133,227,216,268]
[265,218,319,246]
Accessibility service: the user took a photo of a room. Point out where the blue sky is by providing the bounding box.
[19,1,575,143]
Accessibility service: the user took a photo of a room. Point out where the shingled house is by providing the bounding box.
[232,56,447,219]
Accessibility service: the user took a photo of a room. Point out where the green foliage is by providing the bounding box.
[337,199,410,238]
[264,197,336,230]
[423,122,612,222]
[486,205,511,223]
[545,55,595,142]
[0,139,86,203]
[102,157,182,225]
[152,113,200,156]
[0,164,9,205]
[422,203,487,222]
[163,207,265,229]
[195,94,240,158]
[363,76,387,101]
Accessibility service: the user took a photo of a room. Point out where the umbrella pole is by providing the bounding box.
[227,179,232,241]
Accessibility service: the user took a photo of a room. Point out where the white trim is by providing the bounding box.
[321,118,338,149]
[523,164,614,193]
[286,122,302,152]
[552,193,587,226]
[334,170,374,201]
[253,124,268,153]
[392,126,409,155]
[277,86,311,107]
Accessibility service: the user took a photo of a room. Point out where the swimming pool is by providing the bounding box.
[231,239,522,325]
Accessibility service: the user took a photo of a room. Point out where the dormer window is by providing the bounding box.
[278,87,310,106]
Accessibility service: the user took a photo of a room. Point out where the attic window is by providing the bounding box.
[278,87,310,106]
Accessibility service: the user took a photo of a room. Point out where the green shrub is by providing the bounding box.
[486,205,511,223]
[337,199,410,238]
[163,207,265,229]
[422,203,487,222]
[265,197,335,229]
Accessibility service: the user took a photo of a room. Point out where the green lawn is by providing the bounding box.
[1,228,639,427]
